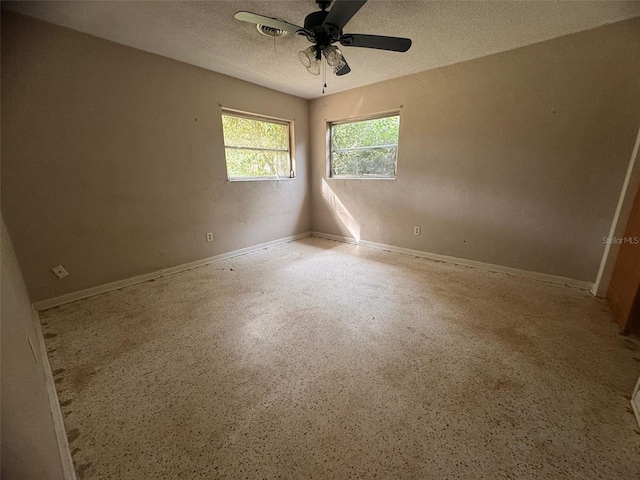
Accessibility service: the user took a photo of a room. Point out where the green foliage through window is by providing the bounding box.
[222,112,293,179]
[331,114,399,178]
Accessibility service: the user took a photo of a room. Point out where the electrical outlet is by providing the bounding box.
[414,226,421,236]
[206,232,214,242]
[51,264,69,279]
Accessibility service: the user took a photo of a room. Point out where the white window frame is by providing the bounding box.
[328,112,400,180]
[221,108,295,182]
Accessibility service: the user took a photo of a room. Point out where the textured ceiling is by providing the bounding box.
[4,1,640,99]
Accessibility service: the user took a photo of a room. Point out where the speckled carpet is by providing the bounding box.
[41,236,640,479]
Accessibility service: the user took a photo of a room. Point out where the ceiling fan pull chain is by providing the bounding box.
[322,58,327,94]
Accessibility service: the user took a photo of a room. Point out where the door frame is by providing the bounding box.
[633,375,640,428]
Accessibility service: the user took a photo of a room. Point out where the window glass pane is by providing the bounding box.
[331,148,397,177]
[221,111,292,180]
[331,114,399,178]
[332,115,399,150]
[222,115,288,150]
[225,149,290,178]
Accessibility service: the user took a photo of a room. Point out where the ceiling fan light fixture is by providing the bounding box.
[298,46,321,75]
[235,0,413,82]
[324,45,346,74]
[324,45,344,68]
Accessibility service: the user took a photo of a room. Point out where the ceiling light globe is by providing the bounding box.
[324,45,344,68]
[298,47,314,68]
[299,46,321,75]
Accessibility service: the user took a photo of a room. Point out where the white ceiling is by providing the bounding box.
[4,1,640,99]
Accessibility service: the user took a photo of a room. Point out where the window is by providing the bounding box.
[330,113,400,178]
[221,110,293,180]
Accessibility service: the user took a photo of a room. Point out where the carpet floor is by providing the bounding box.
[41,236,640,479]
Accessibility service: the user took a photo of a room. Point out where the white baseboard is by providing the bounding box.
[32,307,77,480]
[310,231,593,290]
[34,229,592,311]
[33,232,311,311]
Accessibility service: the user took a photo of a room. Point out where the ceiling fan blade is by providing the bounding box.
[340,34,412,52]
[323,0,368,30]
[234,11,302,34]
[335,59,351,76]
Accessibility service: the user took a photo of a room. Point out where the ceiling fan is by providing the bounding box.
[234,0,412,77]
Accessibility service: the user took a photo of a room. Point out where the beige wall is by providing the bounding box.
[310,18,640,282]
[1,12,310,302]
[4,13,640,300]
[1,217,66,479]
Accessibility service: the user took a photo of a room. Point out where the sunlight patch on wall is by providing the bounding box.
[322,179,361,242]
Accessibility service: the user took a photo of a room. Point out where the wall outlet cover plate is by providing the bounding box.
[51,265,69,279]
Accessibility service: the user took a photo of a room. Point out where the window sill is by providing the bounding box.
[228,177,296,182]
[328,176,396,180]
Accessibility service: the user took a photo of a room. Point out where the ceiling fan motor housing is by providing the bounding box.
[303,10,341,47]
[304,10,328,29]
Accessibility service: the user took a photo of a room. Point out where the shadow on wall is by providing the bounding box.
[321,179,360,242]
